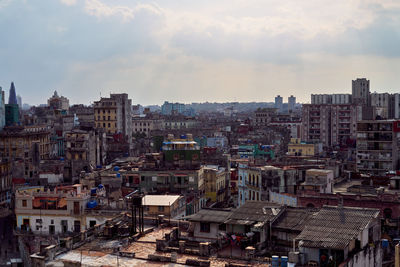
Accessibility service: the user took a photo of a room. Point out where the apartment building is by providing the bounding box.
[302,104,361,147]
[371,92,390,119]
[0,160,11,210]
[15,184,114,235]
[253,108,276,127]
[132,116,164,137]
[0,126,50,178]
[203,165,226,203]
[94,94,132,141]
[356,120,400,175]
[311,94,352,104]
[238,164,282,207]
[352,78,370,106]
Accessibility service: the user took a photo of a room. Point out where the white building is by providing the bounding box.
[15,184,116,235]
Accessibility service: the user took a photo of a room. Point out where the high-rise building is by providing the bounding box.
[352,78,370,106]
[356,120,400,175]
[389,93,400,119]
[94,93,132,141]
[17,95,22,108]
[288,95,296,112]
[5,104,19,126]
[275,95,283,113]
[302,104,362,147]
[8,82,17,105]
[370,92,390,119]
[311,94,351,105]
[0,87,5,130]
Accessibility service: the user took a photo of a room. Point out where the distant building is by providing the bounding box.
[287,138,320,156]
[311,94,351,104]
[370,92,390,119]
[253,108,276,127]
[17,94,22,108]
[352,78,370,106]
[47,90,69,110]
[389,93,400,119]
[203,165,226,203]
[275,95,283,113]
[132,116,164,137]
[0,125,50,179]
[0,87,5,130]
[94,93,132,143]
[5,104,19,126]
[8,82,17,105]
[288,95,296,112]
[298,169,334,194]
[161,101,193,116]
[356,120,400,175]
[302,104,362,147]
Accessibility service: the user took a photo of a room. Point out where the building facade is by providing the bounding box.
[288,95,296,112]
[275,95,283,113]
[302,104,361,147]
[0,126,50,179]
[94,94,132,143]
[352,78,370,106]
[356,120,400,175]
[47,91,69,111]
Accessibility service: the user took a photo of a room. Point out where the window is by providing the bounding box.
[158,206,165,212]
[218,224,226,231]
[51,220,54,224]
[22,200,27,207]
[200,222,210,233]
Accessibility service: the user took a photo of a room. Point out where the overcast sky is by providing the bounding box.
[0,0,399,105]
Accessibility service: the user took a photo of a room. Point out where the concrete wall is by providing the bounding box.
[193,222,221,241]
[343,243,382,267]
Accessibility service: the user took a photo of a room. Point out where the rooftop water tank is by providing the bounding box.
[87,200,98,209]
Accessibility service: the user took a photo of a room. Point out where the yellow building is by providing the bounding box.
[204,166,226,203]
[288,138,316,156]
[94,98,117,134]
[142,195,183,219]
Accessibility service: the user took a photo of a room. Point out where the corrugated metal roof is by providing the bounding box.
[225,201,282,225]
[186,209,232,223]
[272,208,314,232]
[296,206,379,250]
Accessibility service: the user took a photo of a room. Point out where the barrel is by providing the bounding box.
[281,256,288,267]
[382,239,389,248]
[272,255,279,267]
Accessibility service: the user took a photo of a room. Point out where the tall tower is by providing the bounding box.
[275,95,283,113]
[8,82,18,105]
[352,78,370,106]
[288,95,296,112]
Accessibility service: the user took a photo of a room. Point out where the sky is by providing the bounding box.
[0,0,400,106]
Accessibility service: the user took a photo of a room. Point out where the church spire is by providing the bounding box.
[8,82,18,105]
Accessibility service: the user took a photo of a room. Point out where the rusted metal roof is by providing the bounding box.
[296,205,379,250]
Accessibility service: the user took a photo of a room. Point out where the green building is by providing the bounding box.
[5,104,19,126]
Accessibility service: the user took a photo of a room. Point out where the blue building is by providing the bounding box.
[161,101,195,116]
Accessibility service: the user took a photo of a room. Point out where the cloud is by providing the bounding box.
[1,0,400,105]
[83,0,162,22]
[0,0,12,9]
[60,0,77,6]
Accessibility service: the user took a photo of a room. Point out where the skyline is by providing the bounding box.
[1,0,400,105]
